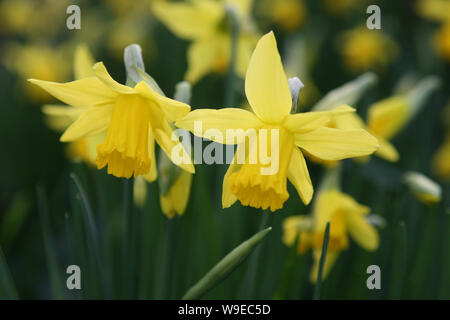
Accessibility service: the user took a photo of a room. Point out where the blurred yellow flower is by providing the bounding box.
[176,32,378,211]
[283,189,379,282]
[322,0,361,15]
[339,27,398,72]
[416,0,450,61]
[433,131,450,180]
[258,0,306,32]
[160,170,193,218]
[4,43,71,101]
[29,62,194,179]
[152,0,259,83]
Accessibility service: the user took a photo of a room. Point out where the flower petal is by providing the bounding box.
[152,0,223,40]
[143,127,158,182]
[245,32,291,123]
[346,212,379,251]
[185,37,226,83]
[310,250,340,283]
[74,44,95,80]
[134,81,190,121]
[295,127,379,161]
[284,105,355,133]
[92,62,135,94]
[28,78,116,108]
[175,108,262,144]
[287,147,313,205]
[375,136,399,162]
[60,105,113,141]
[222,159,241,208]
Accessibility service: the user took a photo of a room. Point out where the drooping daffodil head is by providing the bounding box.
[29,62,195,180]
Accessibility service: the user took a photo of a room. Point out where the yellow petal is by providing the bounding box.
[175,108,262,144]
[287,147,313,205]
[61,105,113,142]
[134,81,190,121]
[346,211,379,251]
[28,78,116,108]
[92,62,135,94]
[282,215,313,246]
[143,128,158,182]
[222,156,242,208]
[295,127,379,161]
[185,37,227,83]
[375,136,399,162]
[310,250,340,283]
[332,110,365,129]
[245,32,291,123]
[74,44,95,80]
[284,105,355,133]
[367,95,409,139]
[160,171,193,218]
[152,0,223,40]
[42,105,84,131]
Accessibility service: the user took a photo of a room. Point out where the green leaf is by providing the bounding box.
[182,227,272,300]
[36,185,65,299]
[313,221,330,300]
[0,247,18,299]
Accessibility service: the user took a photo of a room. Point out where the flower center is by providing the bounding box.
[228,126,294,212]
[96,95,151,178]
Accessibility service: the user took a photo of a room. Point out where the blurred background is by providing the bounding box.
[0,0,449,299]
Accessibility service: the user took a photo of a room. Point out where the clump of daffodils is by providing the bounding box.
[338,27,398,72]
[176,32,378,212]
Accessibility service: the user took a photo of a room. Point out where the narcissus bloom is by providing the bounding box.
[339,27,397,72]
[404,171,442,205]
[29,61,194,179]
[152,0,259,83]
[176,32,378,211]
[258,0,307,32]
[283,190,379,281]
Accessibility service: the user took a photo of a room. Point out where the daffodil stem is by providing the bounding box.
[121,178,134,297]
[313,221,330,300]
[224,6,240,107]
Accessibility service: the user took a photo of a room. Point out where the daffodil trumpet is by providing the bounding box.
[176,32,378,212]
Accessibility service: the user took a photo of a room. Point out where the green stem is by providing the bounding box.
[313,221,330,300]
[121,178,133,298]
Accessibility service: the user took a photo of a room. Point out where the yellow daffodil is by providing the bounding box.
[433,131,450,180]
[152,0,259,83]
[283,189,379,281]
[404,171,442,205]
[160,171,193,218]
[416,0,450,61]
[29,61,194,180]
[41,44,106,165]
[258,0,307,32]
[339,27,398,72]
[176,32,378,211]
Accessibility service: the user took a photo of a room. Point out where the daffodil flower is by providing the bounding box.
[404,171,442,205]
[339,27,397,72]
[29,61,195,179]
[282,190,379,282]
[176,32,378,211]
[152,0,259,83]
